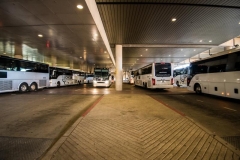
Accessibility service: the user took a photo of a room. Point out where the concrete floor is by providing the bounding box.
[0,83,240,159]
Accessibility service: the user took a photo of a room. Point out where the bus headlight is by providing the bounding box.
[105,81,109,84]
[93,80,96,83]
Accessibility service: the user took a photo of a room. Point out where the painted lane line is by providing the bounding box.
[82,95,104,117]
[197,100,204,102]
[223,107,237,112]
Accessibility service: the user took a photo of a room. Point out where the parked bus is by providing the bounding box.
[174,66,189,87]
[0,55,49,93]
[187,50,240,99]
[72,70,85,85]
[49,67,76,87]
[134,62,173,89]
[93,68,112,87]
[84,73,94,83]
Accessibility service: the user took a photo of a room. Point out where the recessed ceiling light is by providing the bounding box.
[94,34,98,37]
[199,40,202,42]
[80,57,82,58]
[137,59,139,60]
[38,34,43,37]
[239,22,240,24]
[172,18,177,22]
[169,55,171,56]
[184,55,186,56]
[146,49,148,51]
[209,40,212,42]
[3,52,6,54]
[194,49,196,51]
[140,55,142,56]
[181,49,183,51]
[77,5,83,9]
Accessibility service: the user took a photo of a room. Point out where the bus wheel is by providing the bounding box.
[19,83,28,92]
[176,81,180,87]
[195,84,202,94]
[57,81,60,87]
[30,83,38,91]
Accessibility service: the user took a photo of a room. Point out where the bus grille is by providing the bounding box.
[39,80,47,87]
[0,80,12,91]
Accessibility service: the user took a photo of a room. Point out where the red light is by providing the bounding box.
[152,78,155,85]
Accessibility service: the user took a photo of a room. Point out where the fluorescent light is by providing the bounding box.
[172,18,177,22]
[77,5,83,9]
[38,34,43,37]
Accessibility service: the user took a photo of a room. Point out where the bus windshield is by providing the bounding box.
[155,63,171,77]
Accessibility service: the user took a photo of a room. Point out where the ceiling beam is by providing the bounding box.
[122,44,221,48]
[96,2,240,9]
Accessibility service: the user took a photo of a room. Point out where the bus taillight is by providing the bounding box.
[171,78,173,85]
[152,78,155,85]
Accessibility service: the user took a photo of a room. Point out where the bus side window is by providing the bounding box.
[235,53,240,71]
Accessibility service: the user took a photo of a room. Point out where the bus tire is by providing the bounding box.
[176,81,180,87]
[30,82,38,91]
[145,83,147,88]
[19,83,28,92]
[195,84,202,94]
[57,81,60,87]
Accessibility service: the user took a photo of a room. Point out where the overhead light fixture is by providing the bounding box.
[92,38,96,41]
[184,55,186,56]
[194,49,196,51]
[137,59,139,60]
[3,52,6,54]
[209,40,212,42]
[77,5,83,9]
[80,57,82,58]
[141,55,142,56]
[146,49,148,51]
[172,18,177,22]
[38,34,43,37]
[199,40,202,42]
[181,49,183,51]
[169,55,171,57]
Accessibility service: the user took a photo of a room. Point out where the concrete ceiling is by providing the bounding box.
[1,0,240,71]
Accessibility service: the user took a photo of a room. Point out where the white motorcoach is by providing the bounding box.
[134,62,173,89]
[187,50,240,99]
[173,66,189,87]
[93,68,112,87]
[49,67,75,87]
[0,55,49,93]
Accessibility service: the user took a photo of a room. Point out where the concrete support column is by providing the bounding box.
[51,55,57,67]
[115,45,122,91]
[70,59,74,69]
[14,44,23,59]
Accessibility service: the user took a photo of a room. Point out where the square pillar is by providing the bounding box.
[115,45,122,91]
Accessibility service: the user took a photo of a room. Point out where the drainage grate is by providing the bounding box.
[222,136,240,149]
[0,136,53,160]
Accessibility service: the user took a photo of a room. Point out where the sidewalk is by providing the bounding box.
[42,94,240,160]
